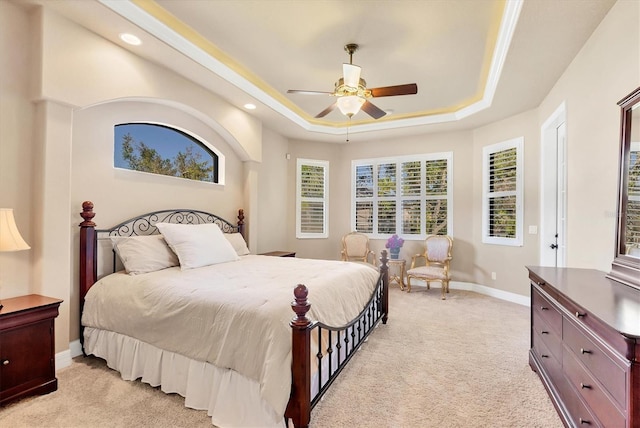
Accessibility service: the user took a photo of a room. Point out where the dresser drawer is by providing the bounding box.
[563,348,625,428]
[532,288,562,336]
[563,317,627,409]
[553,374,601,428]
[533,329,563,387]
[533,309,562,362]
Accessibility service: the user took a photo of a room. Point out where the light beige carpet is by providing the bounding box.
[0,286,563,428]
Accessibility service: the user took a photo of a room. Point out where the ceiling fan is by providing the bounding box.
[287,44,418,120]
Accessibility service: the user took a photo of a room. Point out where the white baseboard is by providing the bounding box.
[56,339,83,372]
[69,339,83,358]
[55,349,72,370]
[408,280,530,306]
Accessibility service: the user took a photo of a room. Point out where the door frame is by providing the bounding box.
[540,103,567,267]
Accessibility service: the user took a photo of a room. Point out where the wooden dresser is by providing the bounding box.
[0,294,63,405]
[527,267,639,427]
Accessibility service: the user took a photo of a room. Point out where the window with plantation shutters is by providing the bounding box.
[626,143,640,253]
[352,152,452,239]
[297,159,329,238]
[482,138,523,246]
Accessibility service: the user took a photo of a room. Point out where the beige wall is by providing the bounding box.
[256,128,290,254]
[538,0,639,271]
[0,0,36,299]
[472,110,540,296]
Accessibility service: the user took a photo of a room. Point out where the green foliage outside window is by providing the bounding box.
[115,123,217,183]
[627,149,640,250]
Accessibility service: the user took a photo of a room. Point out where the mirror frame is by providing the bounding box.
[608,86,640,290]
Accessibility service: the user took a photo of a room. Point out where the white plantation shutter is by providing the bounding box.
[352,152,452,239]
[354,165,374,233]
[424,159,449,235]
[297,159,328,238]
[482,138,523,246]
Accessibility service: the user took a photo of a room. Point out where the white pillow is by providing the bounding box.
[111,235,179,275]
[156,222,240,269]
[225,232,250,256]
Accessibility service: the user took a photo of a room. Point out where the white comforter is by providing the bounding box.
[82,255,379,416]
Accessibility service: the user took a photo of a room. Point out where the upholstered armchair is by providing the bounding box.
[341,232,376,266]
[406,235,453,299]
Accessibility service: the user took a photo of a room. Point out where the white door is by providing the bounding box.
[540,106,567,267]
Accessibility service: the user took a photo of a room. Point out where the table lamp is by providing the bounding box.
[0,208,31,309]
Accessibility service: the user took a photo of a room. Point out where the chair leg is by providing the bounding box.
[406,277,411,293]
[441,281,446,300]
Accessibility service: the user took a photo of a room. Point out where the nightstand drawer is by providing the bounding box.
[0,320,54,393]
[0,294,62,405]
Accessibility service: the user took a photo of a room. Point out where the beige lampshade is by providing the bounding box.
[0,208,30,251]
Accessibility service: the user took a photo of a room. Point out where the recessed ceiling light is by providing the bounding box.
[244,103,257,110]
[120,33,141,46]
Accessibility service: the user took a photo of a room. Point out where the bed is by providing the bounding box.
[78,201,389,428]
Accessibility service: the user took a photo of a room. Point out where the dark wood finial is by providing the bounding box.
[291,284,311,327]
[237,209,245,226]
[79,201,96,227]
[379,249,389,272]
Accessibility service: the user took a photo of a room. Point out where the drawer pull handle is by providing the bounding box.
[541,354,549,358]
[541,330,549,335]
[575,311,586,318]
[580,348,591,354]
[580,383,591,389]
[579,418,591,425]
[537,281,546,286]
[540,306,549,311]
[2,360,8,366]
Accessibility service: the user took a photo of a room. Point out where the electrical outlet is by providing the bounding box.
[491,272,497,280]
[528,225,538,234]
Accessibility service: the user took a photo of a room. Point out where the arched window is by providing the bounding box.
[114,123,219,183]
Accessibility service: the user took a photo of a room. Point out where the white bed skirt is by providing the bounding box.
[83,327,285,428]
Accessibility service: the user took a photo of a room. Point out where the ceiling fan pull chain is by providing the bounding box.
[346,118,351,143]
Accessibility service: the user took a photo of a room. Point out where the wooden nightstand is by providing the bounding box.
[0,294,63,406]
[259,251,296,257]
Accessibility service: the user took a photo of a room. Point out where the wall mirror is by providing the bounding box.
[608,86,640,290]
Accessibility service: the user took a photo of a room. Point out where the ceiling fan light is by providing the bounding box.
[343,63,361,89]
[337,96,365,117]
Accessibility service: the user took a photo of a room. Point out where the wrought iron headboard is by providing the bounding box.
[95,208,245,275]
[97,208,241,237]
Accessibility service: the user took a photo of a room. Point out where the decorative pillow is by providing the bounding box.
[224,232,250,256]
[156,222,240,269]
[110,235,179,275]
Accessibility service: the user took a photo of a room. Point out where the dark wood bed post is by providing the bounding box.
[286,284,312,428]
[79,201,97,347]
[286,257,390,428]
[237,209,245,237]
[380,249,389,324]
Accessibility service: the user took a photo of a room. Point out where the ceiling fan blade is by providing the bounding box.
[343,63,361,88]
[287,89,333,95]
[369,83,418,97]
[315,102,338,118]
[361,100,386,119]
